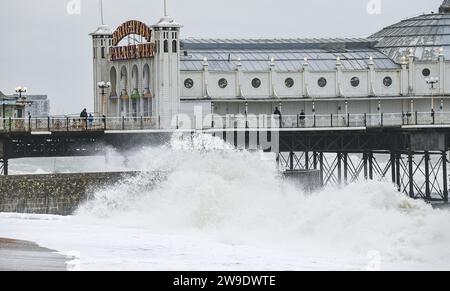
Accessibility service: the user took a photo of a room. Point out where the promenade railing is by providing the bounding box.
[1,112,450,133]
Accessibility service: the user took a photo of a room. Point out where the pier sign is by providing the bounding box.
[112,20,152,46]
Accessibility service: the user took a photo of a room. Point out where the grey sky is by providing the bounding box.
[0,0,444,114]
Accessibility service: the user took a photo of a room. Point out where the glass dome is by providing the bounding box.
[369,1,450,62]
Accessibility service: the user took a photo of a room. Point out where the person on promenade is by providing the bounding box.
[80,109,88,129]
[274,107,282,128]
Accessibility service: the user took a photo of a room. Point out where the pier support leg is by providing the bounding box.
[443,151,448,203]
[305,152,309,170]
[424,151,431,200]
[408,152,414,199]
[390,152,396,184]
[337,152,342,185]
[313,152,318,170]
[368,152,374,180]
[319,152,324,187]
[363,152,368,180]
[289,152,294,170]
[343,153,348,185]
[396,153,401,192]
[0,158,8,176]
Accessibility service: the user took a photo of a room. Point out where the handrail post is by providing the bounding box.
[85,117,88,131]
[347,113,350,127]
[364,113,367,127]
[158,116,161,129]
[47,116,50,132]
[415,111,418,125]
[297,114,299,128]
[381,112,384,127]
[28,116,32,133]
[313,114,316,128]
[66,117,69,132]
[122,116,125,130]
[8,117,12,132]
[331,113,333,128]
[141,116,144,130]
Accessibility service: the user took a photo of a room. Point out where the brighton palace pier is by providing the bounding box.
[91,1,450,128]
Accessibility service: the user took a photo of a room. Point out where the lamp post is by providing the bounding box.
[426,77,439,114]
[98,81,111,116]
[14,86,28,118]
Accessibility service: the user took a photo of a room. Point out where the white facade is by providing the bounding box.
[92,2,450,128]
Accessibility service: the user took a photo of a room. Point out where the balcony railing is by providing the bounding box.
[0,112,449,133]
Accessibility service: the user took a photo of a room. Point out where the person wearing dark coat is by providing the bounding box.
[273,107,282,128]
[299,109,306,127]
[80,109,88,129]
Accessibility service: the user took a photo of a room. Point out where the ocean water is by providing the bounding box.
[1,133,450,271]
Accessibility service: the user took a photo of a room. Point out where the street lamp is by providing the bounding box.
[14,86,28,118]
[426,77,439,113]
[98,81,111,116]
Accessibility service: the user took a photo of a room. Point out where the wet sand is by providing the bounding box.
[0,238,67,271]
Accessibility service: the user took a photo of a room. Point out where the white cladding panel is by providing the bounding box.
[242,72,270,97]
[181,72,203,97]
[276,72,303,97]
[307,72,336,98]
[342,71,369,97]
[208,72,237,98]
[374,70,401,96]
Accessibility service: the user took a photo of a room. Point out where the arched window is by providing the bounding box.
[172,40,177,53]
[164,40,169,53]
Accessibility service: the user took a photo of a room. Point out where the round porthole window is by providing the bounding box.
[218,78,228,89]
[285,78,294,88]
[184,78,194,89]
[350,77,360,87]
[383,76,393,87]
[318,77,327,88]
[252,78,261,89]
[422,68,431,77]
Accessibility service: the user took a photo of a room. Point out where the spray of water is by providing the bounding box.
[75,133,450,268]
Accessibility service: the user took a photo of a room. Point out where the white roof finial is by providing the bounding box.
[99,0,104,25]
[164,0,168,17]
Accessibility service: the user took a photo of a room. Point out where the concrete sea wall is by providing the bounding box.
[0,172,140,216]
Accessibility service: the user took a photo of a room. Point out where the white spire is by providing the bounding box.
[100,0,105,25]
[164,0,168,17]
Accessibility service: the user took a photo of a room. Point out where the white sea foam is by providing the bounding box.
[74,133,450,268]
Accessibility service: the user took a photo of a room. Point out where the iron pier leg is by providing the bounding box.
[313,152,318,170]
[443,151,448,203]
[363,152,368,180]
[2,158,8,176]
[337,152,342,185]
[289,152,294,171]
[319,152,324,187]
[391,152,396,184]
[305,152,309,170]
[368,152,374,180]
[396,153,401,192]
[343,153,348,185]
[408,152,414,199]
[425,151,431,200]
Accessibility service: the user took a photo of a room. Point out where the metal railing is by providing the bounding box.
[1,112,450,133]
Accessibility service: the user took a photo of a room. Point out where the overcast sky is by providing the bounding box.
[0,0,444,114]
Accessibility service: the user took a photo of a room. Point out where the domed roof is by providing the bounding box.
[369,1,450,62]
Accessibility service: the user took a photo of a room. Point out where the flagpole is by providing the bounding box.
[100,0,105,25]
[164,0,168,16]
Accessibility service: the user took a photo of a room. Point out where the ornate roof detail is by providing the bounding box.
[440,0,450,13]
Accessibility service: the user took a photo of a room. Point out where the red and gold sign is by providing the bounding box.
[110,20,154,61]
[112,20,152,46]
[110,43,155,61]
